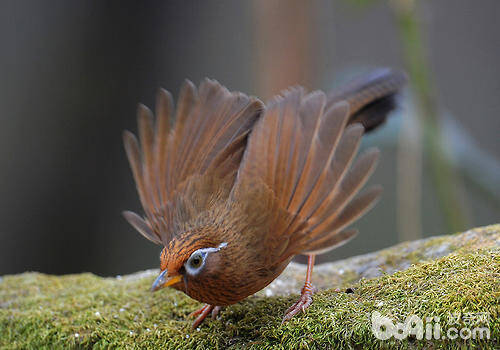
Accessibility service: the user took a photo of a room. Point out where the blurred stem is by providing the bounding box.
[252,0,314,99]
[391,0,470,232]
[397,100,423,241]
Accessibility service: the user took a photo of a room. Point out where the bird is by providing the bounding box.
[122,68,407,328]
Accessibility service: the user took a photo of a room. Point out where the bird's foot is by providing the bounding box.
[188,304,221,328]
[281,282,317,324]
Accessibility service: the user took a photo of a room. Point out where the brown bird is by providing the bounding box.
[123,68,406,328]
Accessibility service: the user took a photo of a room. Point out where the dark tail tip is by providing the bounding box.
[328,68,408,133]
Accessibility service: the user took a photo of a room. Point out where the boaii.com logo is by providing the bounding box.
[371,311,490,341]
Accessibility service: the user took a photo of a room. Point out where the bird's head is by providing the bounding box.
[151,235,228,296]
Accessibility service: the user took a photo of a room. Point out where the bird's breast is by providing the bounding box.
[182,257,293,306]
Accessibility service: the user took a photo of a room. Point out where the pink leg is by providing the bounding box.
[282,254,317,324]
[188,304,221,328]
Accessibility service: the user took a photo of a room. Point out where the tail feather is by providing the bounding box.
[328,68,407,132]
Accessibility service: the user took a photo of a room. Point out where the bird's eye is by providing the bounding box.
[184,244,226,275]
[188,252,203,269]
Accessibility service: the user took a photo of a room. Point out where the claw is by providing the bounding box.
[281,287,315,324]
[188,304,211,318]
[188,304,221,328]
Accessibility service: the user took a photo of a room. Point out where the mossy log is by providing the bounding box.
[1,225,498,349]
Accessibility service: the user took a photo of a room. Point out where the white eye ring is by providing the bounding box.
[184,242,227,276]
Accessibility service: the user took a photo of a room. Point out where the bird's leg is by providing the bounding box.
[188,304,221,328]
[282,254,317,324]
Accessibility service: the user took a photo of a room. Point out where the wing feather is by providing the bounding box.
[122,210,161,245]
[302,123,364,222]
[137,104,159,209]
[234,69,404,258]
[311,186,382,240]
[289,102,350,221]
[302,229,358,255]
[155,88,173,204]
[124,80,263,244]
[311,148,380,230]
[123,131,148,212]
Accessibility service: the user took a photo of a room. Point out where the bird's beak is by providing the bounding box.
[151,270,182,292]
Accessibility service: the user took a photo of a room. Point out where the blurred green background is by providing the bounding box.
[0,0,498,275]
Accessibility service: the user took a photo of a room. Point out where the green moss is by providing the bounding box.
[373,224,499,272]
[1,225,499,349]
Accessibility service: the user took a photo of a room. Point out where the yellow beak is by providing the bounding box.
[151,270,182,291]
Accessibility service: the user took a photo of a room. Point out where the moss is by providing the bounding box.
[367,224,499,273]
[1,225,499,349]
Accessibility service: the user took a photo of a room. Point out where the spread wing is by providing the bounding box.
[123,79,263,245]
[231,69,405,262]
